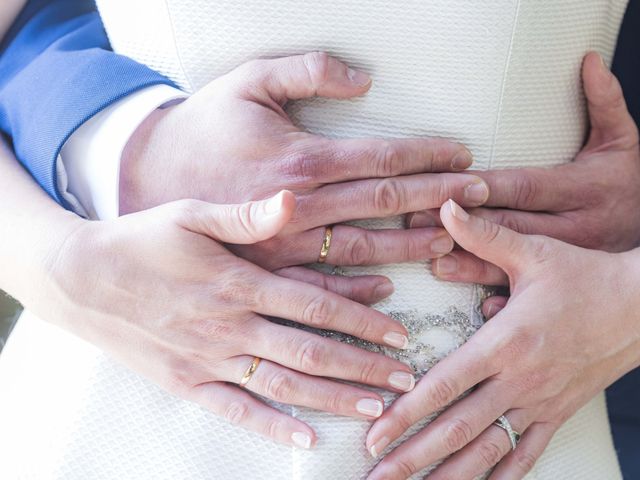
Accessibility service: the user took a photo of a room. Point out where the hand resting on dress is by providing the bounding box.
[120,52,490,285]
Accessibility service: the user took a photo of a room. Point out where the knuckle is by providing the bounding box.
[295,338,325,372]
[282,148,319,181]
[513,174,540,209]
[344,232,377,265]
[377,141,401,177]
[391,458,419,478]
[372,178,405,216]
[301,51,330,91]
[266,418,283,440]
[264,371,296,402]
[224,401,250,426]
[477,440,505,469]
[442,418,474,452]
[426,378,459,409]
[394,408,416,432]
[481,218,503,245]
[514,450,538,474]
[301,296,333,327]
[357,358,379,385]
[321,389,345,414]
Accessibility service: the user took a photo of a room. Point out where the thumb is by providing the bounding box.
[181,190,296,244]
[583,51,639,150]
[440,199,533,275]
[239,52,372,105]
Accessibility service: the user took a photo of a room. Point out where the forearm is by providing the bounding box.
[0,138,83,307]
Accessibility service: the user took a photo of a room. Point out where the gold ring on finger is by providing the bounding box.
[239,356,262,387]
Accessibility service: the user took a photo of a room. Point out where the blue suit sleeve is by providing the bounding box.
[0,0,176,207]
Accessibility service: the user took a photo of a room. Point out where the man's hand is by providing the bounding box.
[364,200,640,480]
[42,191,418,450]
[409,52,640,265]
[121,53,489,280]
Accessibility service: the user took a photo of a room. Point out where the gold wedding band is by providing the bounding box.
[318,226,333,264]
[239,357,262,387]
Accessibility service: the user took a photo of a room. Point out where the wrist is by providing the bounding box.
[119,105,176,215]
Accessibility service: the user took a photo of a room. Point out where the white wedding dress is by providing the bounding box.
[0,1,628,479]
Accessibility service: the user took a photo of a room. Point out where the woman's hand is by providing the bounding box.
[365,200,640,479]
[35,191,416,450]
[122,52,490,278]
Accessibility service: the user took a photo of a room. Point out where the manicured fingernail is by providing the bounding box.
[464,180,489,204]
[408,212,436,228]
[449,199,470,221]
[264,191,284,215]
[291,432,312,449]
[451,148,473,170]
[373,281,395,300]
[431,235,454,255]
[356,398,384,418]
[369,436,390,458]
[383,331,409,349]
[347,67,371,87]
[388,371,416,392]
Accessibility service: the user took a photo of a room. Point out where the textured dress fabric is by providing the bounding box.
[0,1,629,479]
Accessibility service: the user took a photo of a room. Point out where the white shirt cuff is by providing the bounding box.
[57,84,187,220]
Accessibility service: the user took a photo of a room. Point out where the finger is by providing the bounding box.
[187,381,316,449]
[179,190,296,244]
[428,409,533,480]
[582,52,639,150]
[297,173,489,230]
[366,381,514,479]
[307,137,473,184]
[250,321,415,393]
[305,225,454,265]
[219,356,386,419]
[473,167,585,212]
[483,296,509,319]
[366,336,496,459]
[467,207,577,240]
[440,200,538,275]
[488,422,556,480]
[254,272,409,348]
[432,252,508,286]
[238,52,372,105]
[274,266,395,305]
[233,226,454,271]
[407,209,443,228]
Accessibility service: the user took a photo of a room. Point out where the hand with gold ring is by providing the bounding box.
[35,187,420,452]
[122,52,490,297]
[364,197,640,479]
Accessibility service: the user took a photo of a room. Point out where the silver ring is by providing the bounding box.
[493,415,521,451]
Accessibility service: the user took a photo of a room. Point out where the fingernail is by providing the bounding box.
[408,212,436,228]
[451,148,473,170]
[264,191,284,215]
[388,371,416,392]
[599,53,608,70]
[291,432,312,449]
[464,180,489,204]
[486,303,504,319]
[431,235,454,255]
[347,67,371,87]
[383,331,409,349]
[449,199,470,221]
[356,398,384,418]
[369,436,390,458]
[373,281,395,300]
[435,255,457,276]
